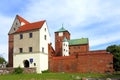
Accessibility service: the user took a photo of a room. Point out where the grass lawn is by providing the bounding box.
[0,73,120,80]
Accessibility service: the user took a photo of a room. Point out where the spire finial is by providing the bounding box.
[62,23,64,28]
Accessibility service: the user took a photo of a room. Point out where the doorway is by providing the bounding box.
[23,60,29,68]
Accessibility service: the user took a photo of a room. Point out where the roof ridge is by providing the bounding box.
[16,20,45,33]
[16,15,30,24]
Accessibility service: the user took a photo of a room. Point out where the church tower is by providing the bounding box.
[55,27,70,56]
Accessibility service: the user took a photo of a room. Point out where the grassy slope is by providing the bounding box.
[0,73,120,80]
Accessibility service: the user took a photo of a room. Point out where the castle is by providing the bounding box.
[8,15,113,73]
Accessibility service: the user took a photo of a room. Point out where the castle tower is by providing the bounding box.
[55,27,70,56]
[62,37,69,56]
[8,15,29,67]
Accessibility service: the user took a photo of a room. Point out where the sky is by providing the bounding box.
[0,0,120,61]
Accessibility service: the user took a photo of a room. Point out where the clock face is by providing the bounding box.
[59,32,63,36]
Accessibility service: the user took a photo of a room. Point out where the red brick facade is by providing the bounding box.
[49,52,113,73]
[55,31,70,56]
[69,44,89,55]
[48,27,114,73]
[8,34,14,67]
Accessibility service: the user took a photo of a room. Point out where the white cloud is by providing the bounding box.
[21,0,120,48]
[1,0,120,59]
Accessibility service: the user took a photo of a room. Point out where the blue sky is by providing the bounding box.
[0,0,120,61]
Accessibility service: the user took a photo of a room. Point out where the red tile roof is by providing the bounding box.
[16,20,45,33]
[17,15,30,24]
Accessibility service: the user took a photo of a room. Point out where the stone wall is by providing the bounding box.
[0,67,36,75]
[49,52,114,73]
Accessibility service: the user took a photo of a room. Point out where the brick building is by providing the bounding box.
[55,27,89,56]
[49,27,114,73]
[8,15,113,73]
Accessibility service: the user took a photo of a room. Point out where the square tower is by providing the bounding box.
[55,27,70,56]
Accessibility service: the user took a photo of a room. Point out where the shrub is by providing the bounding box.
[13,66,23,74]
[42,70,49,73]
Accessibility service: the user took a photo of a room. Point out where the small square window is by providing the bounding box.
[44,35,47,40]
[19,48,23,53]
[20,34,23,39]
[29,33,32,38]
[45,28,46,32]
[42,47,44,53]
[29,47,32,52]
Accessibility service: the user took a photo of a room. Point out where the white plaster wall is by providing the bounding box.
[39,22,50,54]
[9,17,21,34]
[13,53,41,73]
[62,42,69,56]
[39,53,48,71]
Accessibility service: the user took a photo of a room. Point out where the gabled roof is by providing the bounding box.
[69,38,88,45]
[16,15,29,24]
[16,20,45,33]
[55,27,68,32]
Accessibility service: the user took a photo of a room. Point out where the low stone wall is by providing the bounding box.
[0,67,36,75]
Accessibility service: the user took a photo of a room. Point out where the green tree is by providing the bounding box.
[106,45,120,71]
[0,56,6,64]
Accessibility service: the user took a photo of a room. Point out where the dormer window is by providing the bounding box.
[21,22,25,26]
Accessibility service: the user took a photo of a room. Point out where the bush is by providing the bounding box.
[14,66,23,74]
[42,70,49,73]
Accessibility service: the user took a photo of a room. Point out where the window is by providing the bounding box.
[16,22,18,25]
[59,32,63,36]
[45,28,46,32]
[44,35,47,40]
[42,47,44,53]
[19,48,23,53]
[14,28,16,31]
[20,34,23,39]
[29,47,32,52]
[29,33,32,38]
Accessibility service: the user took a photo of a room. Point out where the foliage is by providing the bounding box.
[106,45,120,71]
[13,66,23,74]
[0,56,6,64]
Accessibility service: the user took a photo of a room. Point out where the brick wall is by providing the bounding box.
[8,34,14,67]
[49,52,113,73]
[69,44,89,55]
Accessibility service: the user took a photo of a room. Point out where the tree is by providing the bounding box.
[0,56,6,64]
[106,45,120,71]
